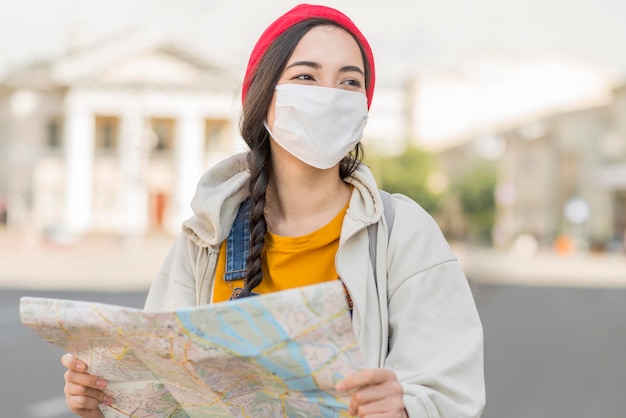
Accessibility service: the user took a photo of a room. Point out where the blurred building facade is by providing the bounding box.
[0,34,241,239]
[437,82,626,252]
[1,38,624,252]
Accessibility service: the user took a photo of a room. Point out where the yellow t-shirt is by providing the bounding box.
[212,201,348,303]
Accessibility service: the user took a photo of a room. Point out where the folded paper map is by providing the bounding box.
[20,280,363,417]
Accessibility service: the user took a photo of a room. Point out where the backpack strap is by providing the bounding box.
[368,190,395,287]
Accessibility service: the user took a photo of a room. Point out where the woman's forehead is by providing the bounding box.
[287,25,364,69]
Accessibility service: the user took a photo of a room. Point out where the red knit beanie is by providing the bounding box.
[242,3,376,109]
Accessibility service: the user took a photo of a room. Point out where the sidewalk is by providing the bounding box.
[455,245,626,288]
[0,231,173,291]
[1,231,625,290]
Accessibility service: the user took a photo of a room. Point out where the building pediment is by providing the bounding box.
[62,46,236,90]
[4,31,239,92]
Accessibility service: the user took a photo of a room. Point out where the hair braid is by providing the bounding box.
[243,146,270,296]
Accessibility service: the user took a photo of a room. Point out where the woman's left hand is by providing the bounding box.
[336,368,408,417]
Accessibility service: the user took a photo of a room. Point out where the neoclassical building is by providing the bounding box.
[0,33,243,238]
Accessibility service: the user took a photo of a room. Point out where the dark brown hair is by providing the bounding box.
[238,19,371,296]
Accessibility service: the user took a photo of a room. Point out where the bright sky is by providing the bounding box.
[2,0,626,85]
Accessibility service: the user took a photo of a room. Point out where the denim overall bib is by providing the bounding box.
[223,198,258,299]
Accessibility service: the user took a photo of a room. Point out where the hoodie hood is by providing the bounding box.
[181,153,384,248]
[182,154,251,248]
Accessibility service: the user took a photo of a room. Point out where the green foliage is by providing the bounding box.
[367,146,442,213]
[454,163,497,244]
[367,145,497,245]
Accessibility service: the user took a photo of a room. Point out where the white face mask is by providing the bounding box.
[264,84,368,169]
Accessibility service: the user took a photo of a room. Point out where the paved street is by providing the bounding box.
[472,283,626,417]
[2,282,626,417]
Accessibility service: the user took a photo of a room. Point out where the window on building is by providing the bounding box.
[94,116,120,151]
[205,119,230,154]
[150,118,176,152]
[46,119,62,149]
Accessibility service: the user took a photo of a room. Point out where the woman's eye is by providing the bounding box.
[341,79,363,88]
[294,74,314,81]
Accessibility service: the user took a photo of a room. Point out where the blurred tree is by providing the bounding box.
[453,163,497,244]
[367,146,443,214]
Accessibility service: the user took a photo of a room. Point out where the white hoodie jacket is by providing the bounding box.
[145,153,485,417]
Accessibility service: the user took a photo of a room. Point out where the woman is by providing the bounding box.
[62,4,485,417]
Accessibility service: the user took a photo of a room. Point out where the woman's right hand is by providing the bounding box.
[61,353,111,418]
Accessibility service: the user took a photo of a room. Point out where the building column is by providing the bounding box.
[119,110,150,237]
[170,111,204,233]
[63,95,94,234]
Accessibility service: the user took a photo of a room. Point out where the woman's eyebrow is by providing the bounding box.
[285,60,321,70]
[285,61,364,76]
[339,65,364,76]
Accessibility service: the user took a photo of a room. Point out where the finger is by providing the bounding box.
[350,396,405,418]
[64,382,114,410]
[352,383,400,404]
[350,399,406,418]
[64,369,108,391]
[64,380,100,398]
[66,394,101,412]
[349,382,404,416]
[337,368,395,392]
[358,373,404,400]
[61,353,87,372]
